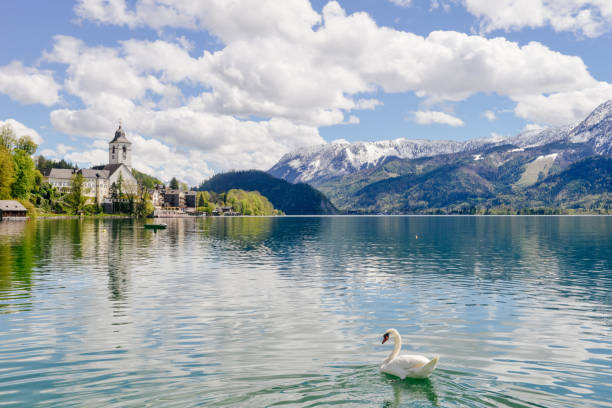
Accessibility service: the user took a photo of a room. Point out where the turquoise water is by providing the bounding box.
[0,216,610,407]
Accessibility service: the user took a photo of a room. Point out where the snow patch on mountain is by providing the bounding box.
[535,153,559,161]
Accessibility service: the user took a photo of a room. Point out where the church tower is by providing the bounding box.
[109,123,132,169]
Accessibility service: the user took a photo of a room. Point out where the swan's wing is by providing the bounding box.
[394,354,430,368]
[416,356,439,378]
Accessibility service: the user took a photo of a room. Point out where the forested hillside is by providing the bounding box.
[197,170,338,215]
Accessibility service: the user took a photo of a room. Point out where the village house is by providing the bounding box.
[148,187,164,208]
[212,206,239,216]
[185,191,197,208]
[0,200,28,220]
[162,189,185,208]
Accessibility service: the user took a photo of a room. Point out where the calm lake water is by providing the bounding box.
[0,216,610,407]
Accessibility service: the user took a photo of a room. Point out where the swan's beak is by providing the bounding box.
[382,333,389,344]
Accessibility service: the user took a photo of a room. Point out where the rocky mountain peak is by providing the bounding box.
[568,99,612,154]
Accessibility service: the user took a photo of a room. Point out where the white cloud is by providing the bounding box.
[430,0,451,12]
[39,149,58,157]
[129,134,214,185]
[483,110,497,121]
[72,1,602,104]
[463,0,612,38]
[0,61,60,106]
[74,0,321,43]
[523,123,547,133]
[65,148,108,166]
[344,115,360,125]
[40,143,103,165]
[388,0,412,7]
[331,138,350,145]
[412,111,465,126]
[0,118,44,144]
[513,81,612,125]
[44,36,182,111]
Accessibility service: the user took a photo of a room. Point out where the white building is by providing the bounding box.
[43,125,138,204]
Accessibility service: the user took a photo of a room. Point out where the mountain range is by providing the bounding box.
[268,99,612,213]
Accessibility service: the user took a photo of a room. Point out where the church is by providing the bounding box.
[43,124,138,204]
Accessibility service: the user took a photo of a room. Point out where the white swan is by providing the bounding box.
[380,328,439,379]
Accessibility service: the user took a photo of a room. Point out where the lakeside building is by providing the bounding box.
[148,187,198,216]
[149,188,163,207]
[185,191,197,208]
[161,189,185,208]
[0,200,28,220]
[43,125,138,204]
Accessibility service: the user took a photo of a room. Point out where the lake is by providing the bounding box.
[0,216,610,407]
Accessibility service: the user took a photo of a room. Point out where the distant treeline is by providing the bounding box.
[197,189,282,216]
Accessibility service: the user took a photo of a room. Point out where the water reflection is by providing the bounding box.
[382,376,439,407]
[0,221,34,313]
[0,216,610,407]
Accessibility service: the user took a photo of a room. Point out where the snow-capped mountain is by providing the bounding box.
[269,99,612,185]
[268,137,500,185]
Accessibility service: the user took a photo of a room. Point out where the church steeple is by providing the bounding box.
[109,122,132,168]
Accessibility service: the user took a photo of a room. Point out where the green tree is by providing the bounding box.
[36,155,46,171]
[133,188,154,218]
[0,146,15,199]
[110,182,118,199]
[11,150,36,199]
[34,182,63,213]
[0,125,16,150]
[196,191,216,214]
[15,136,37,155]
[65,172,88,215]
[35,155,76,173]
[169,177,179,190]
[225,189,277,215]
[11,136,38,199]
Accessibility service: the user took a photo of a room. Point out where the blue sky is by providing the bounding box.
[0,0,611,184]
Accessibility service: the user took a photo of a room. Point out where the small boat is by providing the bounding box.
[144,223,167,230]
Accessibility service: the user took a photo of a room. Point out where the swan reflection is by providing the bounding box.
[382,376,439,407]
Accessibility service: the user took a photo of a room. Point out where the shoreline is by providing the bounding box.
[18,213,612,220]
[35,214,133,219]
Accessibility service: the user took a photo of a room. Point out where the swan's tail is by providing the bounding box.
[422,356,439,377]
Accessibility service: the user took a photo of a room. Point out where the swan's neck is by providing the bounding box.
[384,333,402,363]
